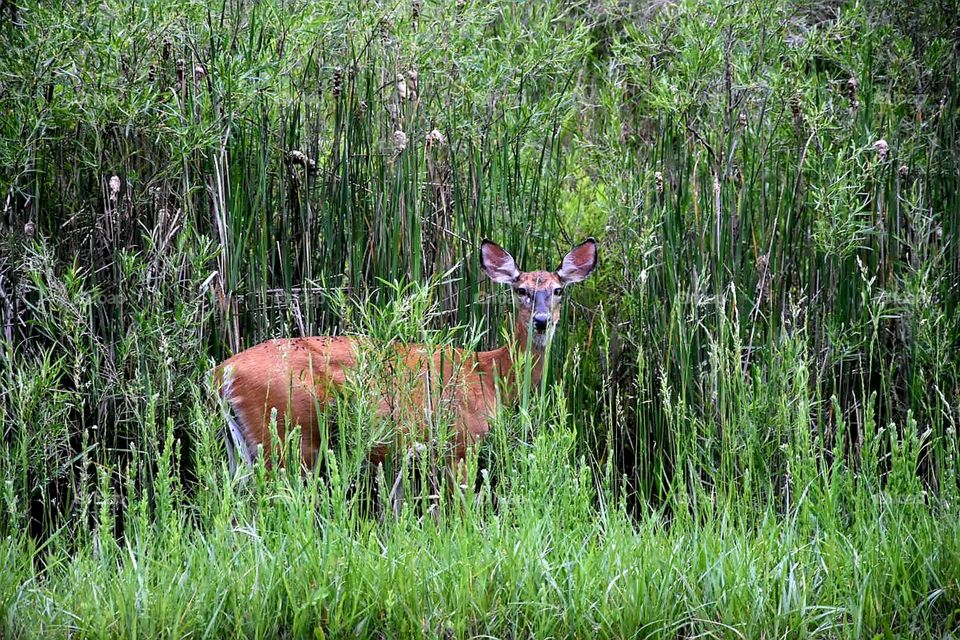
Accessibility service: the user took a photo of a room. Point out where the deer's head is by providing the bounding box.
[480,238,598,349]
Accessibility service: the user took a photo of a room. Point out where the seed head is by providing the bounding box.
[396,73,407,100]
[790,94,805,132]
[109,176,121,203]
[194,64,206,82]
[426,129,445,148]
[331,66,343,98]
[287,150,316,173]
[898,164,909,178]
[379,17,393,47]
[790,95,802,118]
[846,77,858,101]
[407,69,419,101]
[412,0,422,28]
[873,139,889,162]
[654,171,663,194]
[393,130,408,153]
[427,129,446,147]
[24,220,35,238]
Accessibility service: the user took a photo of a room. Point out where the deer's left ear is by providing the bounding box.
[556,238,598,284]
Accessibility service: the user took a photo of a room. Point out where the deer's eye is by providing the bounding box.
[554,288,563,296]
[516,287,528,298]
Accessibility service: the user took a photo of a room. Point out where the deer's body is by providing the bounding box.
[212,240,596,473]
[213,332,542,469]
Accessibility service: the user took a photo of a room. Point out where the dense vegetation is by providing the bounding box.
[1,0,958,637]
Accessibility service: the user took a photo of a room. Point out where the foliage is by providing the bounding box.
[0,0,958,636]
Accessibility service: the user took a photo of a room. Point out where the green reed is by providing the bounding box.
[0,0,958,636]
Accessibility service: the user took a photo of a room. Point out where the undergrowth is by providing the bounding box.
[1,0,958,637]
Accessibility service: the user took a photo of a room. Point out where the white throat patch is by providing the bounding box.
[531,326,554,350]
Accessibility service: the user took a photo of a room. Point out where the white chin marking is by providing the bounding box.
[532,332,548,350]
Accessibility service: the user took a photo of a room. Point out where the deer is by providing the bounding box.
[211,238,598,486]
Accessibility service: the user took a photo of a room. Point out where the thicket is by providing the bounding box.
[0,0,958,637]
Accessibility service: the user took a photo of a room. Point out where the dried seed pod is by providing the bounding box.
[845,77,860,111]
[331,66,343,98]
[407,69,419,101]
[426,129,445,148]
[790,94,806,134]
[412,0,421,29]
[109,176,121,203]
[393,130,408,153]
[846,77,858,101]
[874,139,889,162]
[287,150,317,173]
[654,171,664,194]
[380,17,392,47]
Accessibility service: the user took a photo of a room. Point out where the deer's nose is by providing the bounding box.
[533,313,550,331]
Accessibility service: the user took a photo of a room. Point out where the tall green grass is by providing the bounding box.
[1,0,958,636]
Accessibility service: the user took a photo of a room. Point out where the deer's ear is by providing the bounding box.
[557,238,598,284]
[480,240,520,284]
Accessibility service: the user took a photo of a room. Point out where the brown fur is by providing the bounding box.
[212,240,596,472]
[213,333,538,469]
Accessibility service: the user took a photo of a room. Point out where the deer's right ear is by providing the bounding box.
[480,240,520,284]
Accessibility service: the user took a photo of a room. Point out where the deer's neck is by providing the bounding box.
[478,319,546,407]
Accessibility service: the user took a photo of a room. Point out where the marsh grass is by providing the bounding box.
[1,0,959,637]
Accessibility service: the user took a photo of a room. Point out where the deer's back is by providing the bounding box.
[213,337,495,467]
